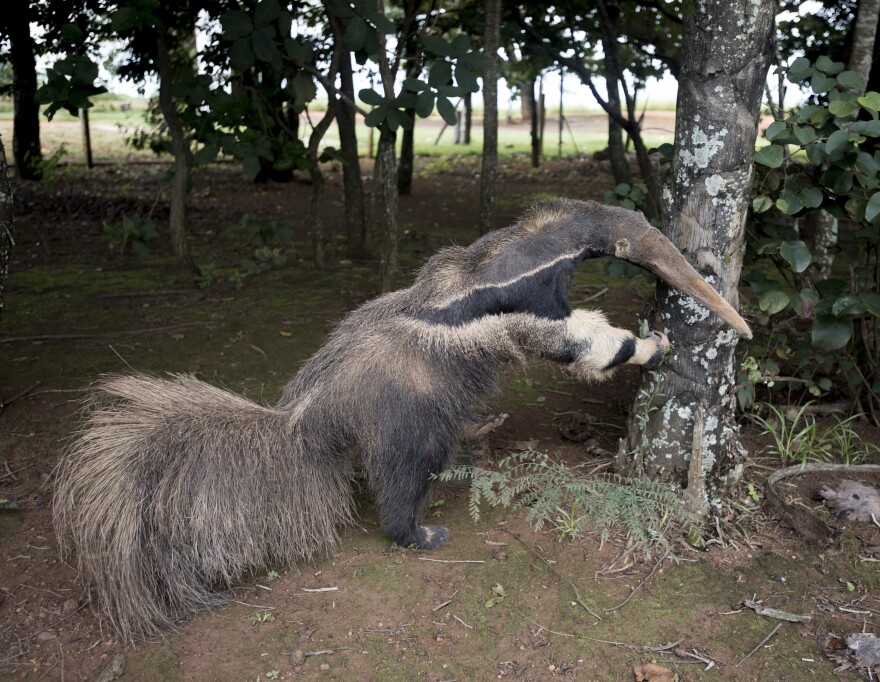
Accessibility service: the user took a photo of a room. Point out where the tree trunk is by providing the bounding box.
[155,33,196,273]
[528,76,540,168]
[308,109,336,271]
[0,136,13,319]
[80,109,94,169]
[601,29,632,185]
[397,38,421,195]
[849,0,880,87]
[5,0,42,180]
[479,0,500,235]
[619,0,774,515]
[377,129,399,293]
[334,30,367,258]
[464,93,472,145]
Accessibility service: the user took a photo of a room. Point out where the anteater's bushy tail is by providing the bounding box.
[54,374,354,641]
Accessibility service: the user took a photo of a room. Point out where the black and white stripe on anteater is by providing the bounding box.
[54,198,751,640]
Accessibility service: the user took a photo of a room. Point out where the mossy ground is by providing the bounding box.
[1,157,876,682]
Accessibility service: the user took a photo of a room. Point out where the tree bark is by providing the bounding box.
[600,13,632,185]
[155,32,196,273]
[619,0,774,514]
[377,129,398,293]
[333,25,368,258]
[80,109,94,169]
[463,92,472,144]
[5,0,42,180]
[849,0,880,88]
[397,37,421,195]
[479,0,500,235]
[308,109,336,271]
[0,136,13,320]
[527,76,540,168]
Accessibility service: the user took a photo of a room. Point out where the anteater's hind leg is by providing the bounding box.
[369,439,451,550]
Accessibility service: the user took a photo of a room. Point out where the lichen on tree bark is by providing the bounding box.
[620,0,775,514]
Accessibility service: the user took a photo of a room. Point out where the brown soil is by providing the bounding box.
[1,157,879,682]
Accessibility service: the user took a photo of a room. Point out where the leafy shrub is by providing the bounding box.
[103,215,158,256]
[744,56,879,422]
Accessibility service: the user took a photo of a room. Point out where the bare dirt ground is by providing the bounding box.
[1,154,879,682]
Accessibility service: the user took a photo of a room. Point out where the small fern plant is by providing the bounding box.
[435,449,692,556]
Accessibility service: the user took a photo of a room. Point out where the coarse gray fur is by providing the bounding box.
[54,199,750,640]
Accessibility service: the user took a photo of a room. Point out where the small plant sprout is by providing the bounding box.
[265,671,280,680]
[250,610,275,627]
[266,570,279,581]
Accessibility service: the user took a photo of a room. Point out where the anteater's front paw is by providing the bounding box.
[643,330,669,369]
[416,525,449,550]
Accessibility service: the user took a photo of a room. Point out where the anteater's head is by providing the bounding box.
[529,199,753,339]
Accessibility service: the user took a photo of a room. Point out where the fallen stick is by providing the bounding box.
[736,622,782,667]
[0,322,218,344]
[418,558,485,564]
[604,551,669,614]
[300,586,339,593]
[432,589,459,612]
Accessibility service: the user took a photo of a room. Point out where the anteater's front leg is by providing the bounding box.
[507,310,669,382]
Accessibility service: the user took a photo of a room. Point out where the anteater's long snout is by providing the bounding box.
[608,216,752,340]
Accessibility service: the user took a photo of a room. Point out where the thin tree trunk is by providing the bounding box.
[619,0,774,513]
[601,23,632,185]
[377,129,398,293]
[155,33,196,273]
[397,38,421,195]
[5,0,42,180]
[464,93,472,144]
[80,109,94,169]
[479,0,500,235]
[538,80,545,157]
[333,25,368,258]
[849,0,880,87]
[0,136,13,319]
[528,76,540,168]
[558,70,564,157]
[308,109,336,271]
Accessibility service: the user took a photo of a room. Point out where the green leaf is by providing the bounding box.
[436,96,457,125]
[787,57,813,81]
[254,0,281,25]
[825,129,849,155]
[816,56,845,74]
[857,91,880,113]
[765,121,788,141]
[363,105,386,128]
[221,11,253,39]
[811,72,837,93]
[860,292,880,317]
[251,26,278,63]
[358,88,384,106]
[829,99,855,117]
[812,315,853,350]
[793,125,816,145]
[759,290,791,314]
[852,119,880,136]
[291,73,316,106]
[754,145,784,168]
[450,34,470,57]
[193,144,219,165]
[415,90,435,118]
[836,70,866,91]
[422,35,453,57]
[801,186,823,209]
[806,143,827,165]
[780,240,812,273]
[752,195,773,213]
[385,108,403,132]
[455,65,479,92]
[831,295,866,317]
[865,192,880,221]
[242,155,262,180]
[856,151,878,176]
[230,38,256,71]
[60,23,84,42]
[429,60,453,88]
[344,16,367,51]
